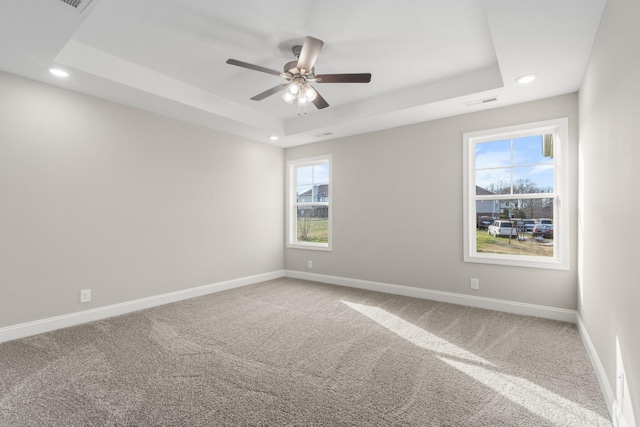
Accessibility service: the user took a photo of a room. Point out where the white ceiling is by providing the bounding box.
[0,0,605,147]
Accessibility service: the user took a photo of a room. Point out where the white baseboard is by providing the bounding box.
[612,402,634,427]
[576,315,619,426]
[0,270,286,344]
[578,314,637,427]
[0,269,578,342]
[4,268,621,424]
[285,270,578,323]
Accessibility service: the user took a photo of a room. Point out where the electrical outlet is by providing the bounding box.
[613,336,635,426]
[616,372,625,402]
[80,289,91,303]
[308,260,313,269]
[470,278,479,290]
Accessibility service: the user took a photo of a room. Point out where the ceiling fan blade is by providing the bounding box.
[226,59,282,77]
[315,73,372,83]
[312,89,329,109]
[296,36,324,74]
[250,84,288,101]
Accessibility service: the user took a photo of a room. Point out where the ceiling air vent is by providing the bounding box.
[464,96,498,107]
[58,0,94,13]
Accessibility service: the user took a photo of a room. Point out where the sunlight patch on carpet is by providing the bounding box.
[342,300,610,426]
[439,357,611,426]
[341,300,494,366]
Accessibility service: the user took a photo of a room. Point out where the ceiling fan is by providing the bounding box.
[226,36,371,110]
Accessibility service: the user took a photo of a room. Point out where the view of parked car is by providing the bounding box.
[532,224,554,238]
[477,216,494,230]
[488,220,518,237]
[522,219,536,232]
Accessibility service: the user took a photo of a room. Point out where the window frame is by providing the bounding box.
[463,118,569,270]
[287,155,333,251]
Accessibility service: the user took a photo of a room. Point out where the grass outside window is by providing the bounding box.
[476,229,553,257]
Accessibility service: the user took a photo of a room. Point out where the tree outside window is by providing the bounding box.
[464,119,569,270]
[288,155,332,250]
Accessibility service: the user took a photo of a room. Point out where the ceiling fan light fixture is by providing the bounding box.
[282,78,317,106]
[297,94,310,106]
[287,81,300,95]
[281,91,295,104]
[303,85,317,101]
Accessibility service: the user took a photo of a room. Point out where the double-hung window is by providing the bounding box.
[463,118,569,269]
[287,155,332,250]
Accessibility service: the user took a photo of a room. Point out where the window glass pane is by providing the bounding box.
[512,135,552,165]
[297,207,329,243]
[476,226,554,257]
[476,199,515,221]
[476,169,554,195]
[475,198,501,220]
[296,184,313,202]
[512,167,554,193]
[476,198,554,258]
[315,184,329,202]
[515,198,554,222]
[313,164,329,185]
[296,166,313,185]
[475,139,511,169]
[476,198,554,225]
[476,169,511,194]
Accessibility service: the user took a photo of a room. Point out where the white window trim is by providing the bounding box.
[287,155,332,251]
[463,118,569,270]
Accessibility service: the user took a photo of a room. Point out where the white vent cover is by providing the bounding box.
[463,96,498,107]
[59,0,94,12]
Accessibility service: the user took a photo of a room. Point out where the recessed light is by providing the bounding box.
[269,135,279,141]
[515,73,537,84]
[49,68,69,78]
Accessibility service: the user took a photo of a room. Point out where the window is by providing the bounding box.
[287,155,332,250]
[463,118,569,269]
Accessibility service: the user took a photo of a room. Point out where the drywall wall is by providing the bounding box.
[285,94,579,310]
[0,71,284,328]
[579,0,640,421]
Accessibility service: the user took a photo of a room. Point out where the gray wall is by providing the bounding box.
[579,0,640,418]
[285,93,579,310]
[2,18,636,413]
[0,71,284,328]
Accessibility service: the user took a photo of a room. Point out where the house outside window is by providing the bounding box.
[287,155,332,250]
[463,118,569,270]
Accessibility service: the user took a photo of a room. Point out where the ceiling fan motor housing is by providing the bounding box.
[284,60,299,75]
[284,62,315,78]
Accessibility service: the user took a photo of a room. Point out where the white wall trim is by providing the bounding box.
[0,270,286,344]
[576,314,626,427]
[0,268,578,342]
[285,270,577,323]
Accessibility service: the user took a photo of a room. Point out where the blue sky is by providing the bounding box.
[475,135,554,191]
[296,163,329,195]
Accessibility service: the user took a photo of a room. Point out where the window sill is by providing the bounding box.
[465,253,568,270]
[287,242,332,251]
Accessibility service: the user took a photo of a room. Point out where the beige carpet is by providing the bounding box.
[0,278,610,426]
